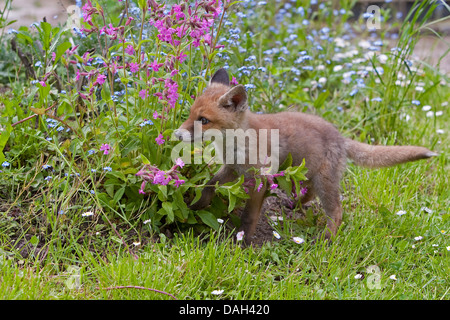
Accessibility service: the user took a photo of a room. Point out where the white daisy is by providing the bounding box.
[414,236,423,241]
[354,274,363,279]
[273,231,281,239]
[82,211,94,217]
[421,207,433,214]
[292,237,304,244]
[389,275,397,280]
[211,290,224,295]
[236,231,245,241]
[396,210,407,216]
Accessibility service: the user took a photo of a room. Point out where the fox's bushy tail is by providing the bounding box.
[344,139,437,168]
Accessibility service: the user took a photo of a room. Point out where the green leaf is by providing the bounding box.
[190,188,203,206]
[158,185,168,201]
[227,190,236,213]
[197,210,219,230]
[39,21,53,51]
[279,153,293,171]
[314,90,330,109]
[140,154,151,165]
[161,202,174,222]
[54,41,72,64]
[0,123,12,164]
[113,187,125,204]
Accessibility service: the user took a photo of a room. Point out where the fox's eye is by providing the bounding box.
[199,117,210,125]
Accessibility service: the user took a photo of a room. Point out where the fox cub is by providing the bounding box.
[175,68,437,245]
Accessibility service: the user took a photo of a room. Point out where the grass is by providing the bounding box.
[0,0,449,300]
[1,219,448,300]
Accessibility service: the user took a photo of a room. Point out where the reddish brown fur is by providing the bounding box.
[175,69,437,245]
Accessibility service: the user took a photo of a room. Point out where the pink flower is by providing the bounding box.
[164,79,179,108]
[39,81,46,87]
[231,76,239,85]
[149,60,163,72]
[270,183,278,190]
[129,62,139,73]
[125,16,134,26]
[176,51,187,63]
[100,143,111,155]
[257,182,264,192]
[174,179,185,188]
[139,181,146,194]
[155,133,165,145]
[173,4,185,20]
[51,52,56,61]
[175,158,185,168]
[153,111,160,119]
[95,74,107,85]
[125,45,135,55]
[139,89,148,100]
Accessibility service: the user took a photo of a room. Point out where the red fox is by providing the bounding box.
[175,68,437,245]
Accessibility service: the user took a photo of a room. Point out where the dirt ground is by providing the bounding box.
[1,0,75,28]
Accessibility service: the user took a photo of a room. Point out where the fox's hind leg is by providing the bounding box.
[312,163,344,241]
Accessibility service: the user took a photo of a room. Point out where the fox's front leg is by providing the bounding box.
[239,183,267,246]
[189,165,237,210]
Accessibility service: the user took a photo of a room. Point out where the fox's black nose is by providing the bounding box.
[174,129,183,141]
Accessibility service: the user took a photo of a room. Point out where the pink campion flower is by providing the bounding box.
[39,81,46,87]
[101,24,119,39]
[139,89,148,100]
[139,181,146,194]
[176,51,187,63]
[300,187,308,196]
[175,26,186,38]
[125,44,135,55]
[51,52,56,61]
[155,133,165,145]
[95,74,107,85]
[153,170,171,185]
[153,111,160,119]
[125,16,134,26]
[270,183,278,190]
[153,170,165,184]
[81,0,95,25]
[257,181,264,192]
[149,59,163,72]
[129,62,139,73]
[78,92,88,100]
[173,5,185,20]
[203,33,212,46]
[175,158,184,168]
[164,79,179,108]
[231,76,239,85]
[100,143,111,155]
[174,179,185,188]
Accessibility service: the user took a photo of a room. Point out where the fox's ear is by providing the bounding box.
[218,85,247,112]
[210,68,229,86]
